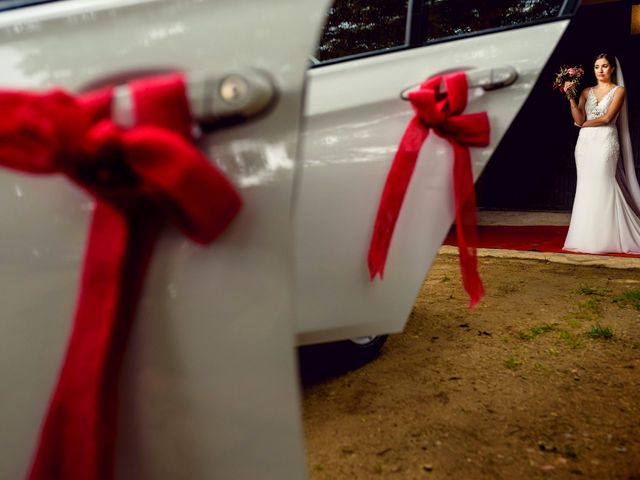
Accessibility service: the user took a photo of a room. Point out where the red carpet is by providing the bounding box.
[444,225,640,258]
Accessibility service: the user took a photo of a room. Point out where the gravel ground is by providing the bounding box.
[302,253,640,479]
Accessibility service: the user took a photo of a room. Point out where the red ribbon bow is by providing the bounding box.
[0,74,242,480]
[367,72,490,308]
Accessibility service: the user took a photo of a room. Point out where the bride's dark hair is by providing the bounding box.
[595,52,617,82]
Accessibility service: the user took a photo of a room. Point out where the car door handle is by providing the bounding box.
[400,65,518,100]
[112,69,277,129]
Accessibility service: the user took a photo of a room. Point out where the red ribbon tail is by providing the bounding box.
[367,118,429,280]
[452,144,484,308]
[367,250,385,280]
[28,202,162,480]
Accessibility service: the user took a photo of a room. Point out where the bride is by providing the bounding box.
[563,53,640,254]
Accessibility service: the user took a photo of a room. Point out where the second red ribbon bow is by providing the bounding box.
[367,71,490,308]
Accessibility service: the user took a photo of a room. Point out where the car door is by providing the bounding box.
[0,1,329,478]
[296,0,581,345]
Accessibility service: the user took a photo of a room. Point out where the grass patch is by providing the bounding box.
[566,317,582,328]
[504,356,522,369]
[566,297,603,322]
[575,286,608,296]
[518,323,556,340]
[533,362,551,374]
[612,290,640,311]
[586,324,614,340]
[580,297,603,315]
[559,331,584,349]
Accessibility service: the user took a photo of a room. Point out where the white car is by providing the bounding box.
[295,0,579,359]
[0,0,579,478]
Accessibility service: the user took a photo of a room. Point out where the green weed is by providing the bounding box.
[581,297,603,315]
[566,317,581,328]
[566,297,603,322]
[533,362,551,373]
[518,323,556,340]
[575,286,608,296]
[559,331,584,349]
[504,356,522,369]
[612,290,640,311]
[586,324,614,340]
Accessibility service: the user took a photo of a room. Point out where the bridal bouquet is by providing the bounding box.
[553,65,584,99]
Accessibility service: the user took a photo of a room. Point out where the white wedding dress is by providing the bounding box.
[564,77,640,254]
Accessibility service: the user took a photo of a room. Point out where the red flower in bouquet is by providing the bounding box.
[553,65,584,99]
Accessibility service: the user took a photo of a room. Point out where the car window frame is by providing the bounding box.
[312,0,581,68]
[0,0,62,12]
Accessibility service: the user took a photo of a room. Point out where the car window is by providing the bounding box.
[420,0,564,43]
[315,0,410,63]
[314,0,567,65]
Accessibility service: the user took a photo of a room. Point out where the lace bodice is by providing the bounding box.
[585,85,619,121]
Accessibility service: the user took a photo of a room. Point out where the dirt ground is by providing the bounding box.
[302,253,640,479]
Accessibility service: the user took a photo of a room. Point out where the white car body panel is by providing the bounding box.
[0,0,574,476]
[0,0,329,478]
[295,21,569,345]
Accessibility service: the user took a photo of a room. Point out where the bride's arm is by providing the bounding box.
[569,88,587,126]
[580,87,626,128]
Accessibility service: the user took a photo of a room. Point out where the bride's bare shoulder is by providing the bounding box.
[612,84,626,95]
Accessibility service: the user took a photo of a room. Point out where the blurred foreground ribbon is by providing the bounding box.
[0,74,242,480]
[367,72,489,308]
